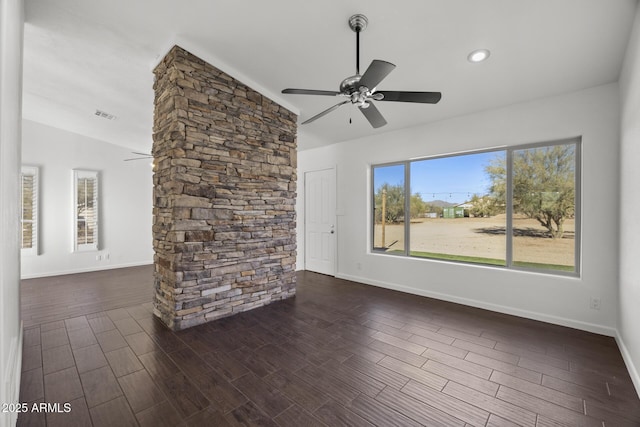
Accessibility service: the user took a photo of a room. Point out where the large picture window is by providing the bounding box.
[371,138,580,275]
[21,166,39,256]
[73,169,99,252]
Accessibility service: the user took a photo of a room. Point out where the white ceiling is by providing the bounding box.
[23,0,638,152]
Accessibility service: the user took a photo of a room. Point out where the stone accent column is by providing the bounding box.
[152,46,297,330]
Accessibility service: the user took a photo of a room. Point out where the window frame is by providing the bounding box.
[72,169,99,253]
[21,166,39,256]
[370,137,581,277]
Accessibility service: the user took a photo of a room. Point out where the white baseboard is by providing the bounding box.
[3,322,23,427]
[615,332,640,399]
[21,261,153,280]
[336,273,617,337]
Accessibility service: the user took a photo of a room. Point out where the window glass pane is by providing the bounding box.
[74,170,98,251]
[77,220,87,245]
[22,175,34,221]
[410,152,506,266]
[86,178,96,244]
[373,164,406,254]
[77,178,87,220]
[22,223,33,249]
[21,169,37,252]
[85,217,95,244]
[512,144,576,271]
[86,178,95,210]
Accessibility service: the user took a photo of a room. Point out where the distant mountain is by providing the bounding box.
[426,200,456,208]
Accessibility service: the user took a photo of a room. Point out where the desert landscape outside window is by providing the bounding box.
[409,151,507,266]
[372,162,406,255]
[371,138,580,275]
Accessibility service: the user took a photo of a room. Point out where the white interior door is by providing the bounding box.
[304,168,336,275]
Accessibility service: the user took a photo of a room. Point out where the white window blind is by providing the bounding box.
[73,169,99,252]
[21,166,39,256]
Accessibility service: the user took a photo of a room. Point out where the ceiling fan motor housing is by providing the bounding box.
[340,75,363,94]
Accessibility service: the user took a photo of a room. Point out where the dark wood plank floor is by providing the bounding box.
[18,267,640,426]
[21,265,155,328]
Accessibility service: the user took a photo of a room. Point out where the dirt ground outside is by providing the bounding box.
[374,214,575,267]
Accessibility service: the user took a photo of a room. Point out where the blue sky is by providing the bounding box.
[374,151,504,204]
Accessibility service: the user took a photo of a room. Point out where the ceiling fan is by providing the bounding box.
[123,152,152,162]
[281,14,442,128]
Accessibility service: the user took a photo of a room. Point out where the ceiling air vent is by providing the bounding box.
[94,109,117,120]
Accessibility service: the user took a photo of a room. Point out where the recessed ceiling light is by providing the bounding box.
[467,49,490,63]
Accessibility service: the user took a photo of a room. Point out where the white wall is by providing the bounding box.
[298,83,620,336]
[21,119,153,278]
[618,3,640,395]
[0,1,24,425]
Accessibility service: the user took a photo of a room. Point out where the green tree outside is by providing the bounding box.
[485,145,575,238]
[374,183,404,223]
[410,192,426,219]
[374,183,429,223]
[468,194,499,218]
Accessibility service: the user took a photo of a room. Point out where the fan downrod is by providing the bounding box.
[348,14,368,81]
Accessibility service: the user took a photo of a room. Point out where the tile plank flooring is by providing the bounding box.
[18,267,640,426]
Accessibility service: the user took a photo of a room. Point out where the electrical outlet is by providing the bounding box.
[96,254,102,261]
[105,253,110,260]
[590,297,601,310]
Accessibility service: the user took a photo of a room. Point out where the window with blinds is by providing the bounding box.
[21,166,39,255]
[73,170,99,252]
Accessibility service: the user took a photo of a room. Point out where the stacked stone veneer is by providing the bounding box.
[152,46,297,330]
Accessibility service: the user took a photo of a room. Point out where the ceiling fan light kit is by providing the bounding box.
[282,13,442,128]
